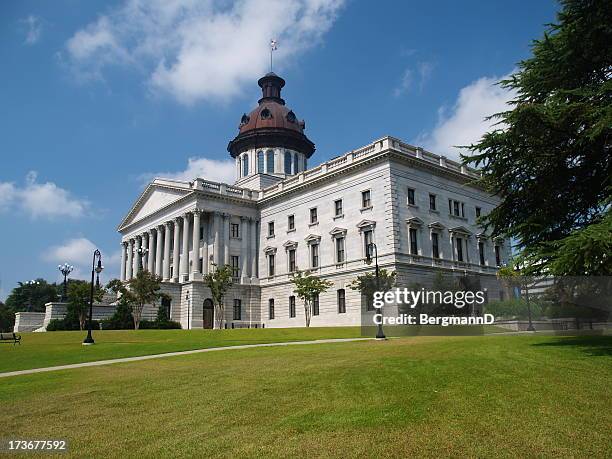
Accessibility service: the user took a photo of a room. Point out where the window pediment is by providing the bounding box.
[329,227,347,237]
[304,234,321,244]
[283,240,298,249]
[406,217,424,226]
[263,246,277,255]
[449,225,472,236]
[356,219,376,230]
[428,221,445,230]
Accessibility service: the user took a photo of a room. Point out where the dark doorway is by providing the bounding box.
[203,299,214,329]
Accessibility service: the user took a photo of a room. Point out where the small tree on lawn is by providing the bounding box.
[66,280,101,330]
[107,271,163,330]
[203,264,233,329]
[290,271,333,327]
[348,269,396,311]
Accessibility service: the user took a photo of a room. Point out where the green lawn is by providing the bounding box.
[0,333,610,457]
[0,327,362,373]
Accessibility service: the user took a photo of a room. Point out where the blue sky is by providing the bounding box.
[0,0,558,299]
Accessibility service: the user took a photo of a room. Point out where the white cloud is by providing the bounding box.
[393,68,412,97]
[142,156,236,184]
[43,238,121,281]
[416,73,516,160]
[64,0,345,104]
[0,171,89,219]
[393,61,433,97]
[21,15,42,45]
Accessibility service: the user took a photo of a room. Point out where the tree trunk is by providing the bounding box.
[304,300,311,327]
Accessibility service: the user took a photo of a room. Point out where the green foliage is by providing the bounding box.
[485,299,546,320]
[348,269,396,310]
[0,301,15,333]
[203,264,234,329]
[290,271,333,327]
[108,271,164,330]
[101,300,134,330]
[464,0,612,275]
[46,318,100,331]
[5,279,60,312]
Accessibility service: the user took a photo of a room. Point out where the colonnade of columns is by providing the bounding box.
[120,210,259,283]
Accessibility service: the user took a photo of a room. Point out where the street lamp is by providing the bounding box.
[136,247,149,271]
[514,263,535,332]
[83,249,103,345]
[58,263,74,302]
[24,280,40,312]
[366,242,386,340]
[186,292,190,330]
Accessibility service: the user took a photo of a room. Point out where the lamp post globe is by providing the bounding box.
[25,280,40,311]
[83,249,103,345]
[58,263,74,302]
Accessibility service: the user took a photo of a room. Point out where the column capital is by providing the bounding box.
[173,216,182,224]
[192,208,203,215]
[240,215,248,221]
[121,240,128,247]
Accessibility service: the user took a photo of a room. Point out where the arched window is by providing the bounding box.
[266,150,274,173]
[257,151,264,173]
[293,153,299,173]
[284,151,292,174]
[242,154,249,177]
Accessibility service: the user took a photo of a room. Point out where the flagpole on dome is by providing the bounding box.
[270,39,278,72]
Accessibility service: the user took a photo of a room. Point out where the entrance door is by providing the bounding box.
[203,299,214,329]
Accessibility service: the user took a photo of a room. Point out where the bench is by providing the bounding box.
[0,332,21,345]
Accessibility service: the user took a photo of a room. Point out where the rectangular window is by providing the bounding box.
[449,198,453,214]
[310,207,318,224]
[361,190,371,208]
[268,254,275,276]
[479,241,486,266]
[312,293,319,316]
[456,237,464,262]
[432,233,440,259]
[288,249,296,272]
[461,203,465,218]
[334,199,343,217]
[337,289,346,314]
[475,207,481,218]
[233,299,242,320]
[288,215,295,231]
[199,226,204,240]
[336,237,345,263]
[269,299,275,319]
[311,243,319,268]
[363,230,373,258]
[409,228,418,255]
[231,255,240,278]
[453,201,460,217]
[289,296,296,318]
[429,193,436,211]
[268,221,275,237]
[231,223,240,238]
[407,188,415,206]
[495,245,501,266]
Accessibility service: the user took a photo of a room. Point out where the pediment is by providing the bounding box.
[304,234,321,243]
[428,221,445,230]
[356,219,376,229]
[283,240,298,249]
[118,181,192,231]
[449,225,472,235]
[263,246,277,254]
[329,227,347,236]
[406,217,424,226]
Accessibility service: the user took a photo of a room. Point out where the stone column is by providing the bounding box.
[172,218,180,282]
[133,236,141,274]
[250,219,258,278]
[240,217,249,281]
[126,239,133,280]
[223,214,230,267]
[120,242,127,281]
[155,226,163,277]
[213,212,220,267]
[202,213,209,275]
[191,210,201,279]
[180,213,190,281]
[147,229,155,272]
[163,222,171,280]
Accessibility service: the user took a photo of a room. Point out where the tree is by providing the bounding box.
[464,0,612,275]
[290,271,333,327]
[5,279,60,312]
[203,264,233,329]
[108,271,164,330]
[0,301,15,333]
[66,280,102,330]
[348,269,396,311]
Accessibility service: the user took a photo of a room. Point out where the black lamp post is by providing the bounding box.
[186,292,191,330]
[58,263,74,302]
[25,280,40,312]
[514,263,535,332]
[83,249,103,345]
[366,242,386,340]
[136,247,148,271]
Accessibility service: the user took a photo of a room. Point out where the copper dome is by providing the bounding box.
[227,73,315,158]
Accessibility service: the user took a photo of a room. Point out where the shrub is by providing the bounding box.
[46,318,100,331]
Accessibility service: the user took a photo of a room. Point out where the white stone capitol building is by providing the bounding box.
[118,73,508,329]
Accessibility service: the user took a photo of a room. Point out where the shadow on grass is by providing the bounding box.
[532,334,612,357]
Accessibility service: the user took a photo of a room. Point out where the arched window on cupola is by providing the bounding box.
[266,150,275,173]
[284,151,292,175]
[257,151,264,173]
[242,154,249,177]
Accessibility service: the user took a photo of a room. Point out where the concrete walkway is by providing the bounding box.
[0,337,373,379]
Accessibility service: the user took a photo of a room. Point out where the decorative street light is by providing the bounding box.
[514,263,535,332]
[186,292,190,330]
[58,263,74,302]
[83,249,103,345]
[366,242,386,340]
[136,247,149,271]
[25,280,40,312]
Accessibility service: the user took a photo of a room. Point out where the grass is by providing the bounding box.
[0,333,610,457]
[0,327,362,373]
